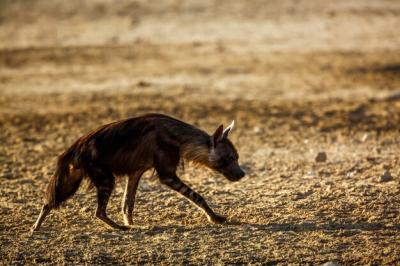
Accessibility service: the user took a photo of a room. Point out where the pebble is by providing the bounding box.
[140,182,151,191]
[292,189,313,200]
[321,262,340,266]
[361,133,369,142]
[137,80,151,87]
[81,206,91,212]
[33,144,44,152]
[346,171,356,178]
[318,170,331,177]
[315,152,327,163]
[253,126,263,134]
[379,169,393,182]
[307,170,317,177]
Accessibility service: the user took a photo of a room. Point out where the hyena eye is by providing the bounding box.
[218,158,230,167]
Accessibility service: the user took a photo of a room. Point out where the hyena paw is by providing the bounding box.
[119,225,131,231]
[209,213,227,224]
[123,216,134,226]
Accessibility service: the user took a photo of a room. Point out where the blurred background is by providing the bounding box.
[1,0,399,97]
[1,0,400,264]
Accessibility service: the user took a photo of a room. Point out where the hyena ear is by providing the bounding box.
[211,124,224,147]
[222,120,235,139]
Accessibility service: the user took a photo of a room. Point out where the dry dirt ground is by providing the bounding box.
[1,0,400,265]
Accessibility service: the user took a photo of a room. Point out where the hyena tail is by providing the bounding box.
[32,147,84,232]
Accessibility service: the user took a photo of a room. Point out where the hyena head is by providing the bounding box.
[208,121,245,182]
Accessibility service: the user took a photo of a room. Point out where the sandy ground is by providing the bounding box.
[1,0,400,264]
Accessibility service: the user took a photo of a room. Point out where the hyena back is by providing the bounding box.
[32,113,245,231]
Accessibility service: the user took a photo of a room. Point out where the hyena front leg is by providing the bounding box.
[121,170,145,226]
[32,204,51,232]
[90,169,129,230]
[159,174,226,224]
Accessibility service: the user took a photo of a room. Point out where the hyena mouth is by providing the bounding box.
[227,175,244,182]
[224,171,245,182]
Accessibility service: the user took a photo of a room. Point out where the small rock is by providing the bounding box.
[253,126,263,134]
[318,170,331,177]
[81,206,91,212]
[33,144,44,152]
[56,137,65,144]
[380,169,393,182]
[307,170,317,177]
[140,182,151,191]
[321,262,340,266]
[137,80,151,87]
[315,152,327,163]
[361,133,369,142]
[346,171,356,178]
[293,189,313,200]
[366,156,380,164]
[325,184,332,192]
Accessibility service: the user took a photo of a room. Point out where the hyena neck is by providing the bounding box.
[181,141,211,165]
[178,129,211,165]
[161,116,211,165]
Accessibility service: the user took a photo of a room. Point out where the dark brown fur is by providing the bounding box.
[32,113,245,231]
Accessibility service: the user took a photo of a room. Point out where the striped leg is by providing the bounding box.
[121,171,144,226]
[160,174,226,224]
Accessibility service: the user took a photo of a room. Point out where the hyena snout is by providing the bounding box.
[223,164,246,182]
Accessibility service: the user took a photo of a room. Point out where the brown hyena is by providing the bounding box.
[32,113,245,231]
